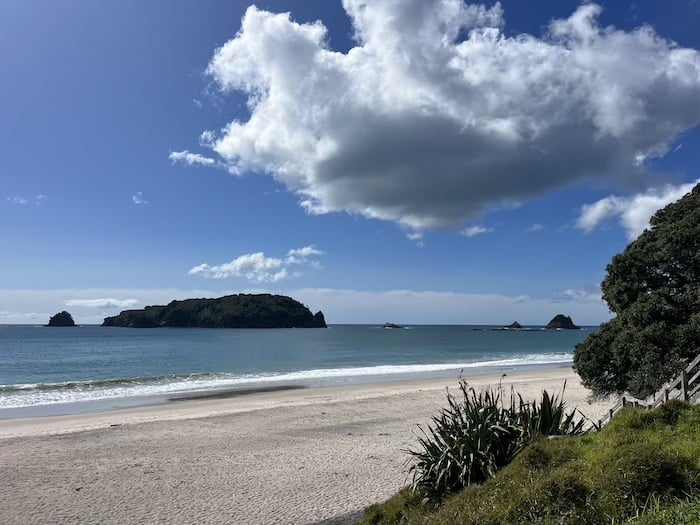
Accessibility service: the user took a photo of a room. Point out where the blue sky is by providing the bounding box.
[2,0,699,325]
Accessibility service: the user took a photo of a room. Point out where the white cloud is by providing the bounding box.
[7,196,28,205]
[287,246,322,258]
[189,246,323,283]
[576,179,699,240]
[405,230,425,246]
[461,225,494,237]
[169,150,216,167]
[200,130,215,144]
[406,231,423,241]
[132,191,149,205]
[64,298,140,309]
[0,310,45,323]
[189,253,285,282]
[551,287,602,303]
[285,245,324,264]
[178,1,700,231]
[6,195,47,206]
[527,223,543,232]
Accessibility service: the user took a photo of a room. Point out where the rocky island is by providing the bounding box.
[545,314,580,330]
[46,311,77,327]
[102,294,327,329]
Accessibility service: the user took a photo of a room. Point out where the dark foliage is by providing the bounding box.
[574,183,700,398]
[46,310,76,327]
[102,294,327,329]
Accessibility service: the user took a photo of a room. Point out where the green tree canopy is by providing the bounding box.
[574,184,700,398]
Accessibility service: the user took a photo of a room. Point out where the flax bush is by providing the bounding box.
[405,379,587,500]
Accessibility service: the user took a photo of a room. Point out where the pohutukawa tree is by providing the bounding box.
[574,184,700,398]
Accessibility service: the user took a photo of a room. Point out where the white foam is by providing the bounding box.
[0,353,572,409]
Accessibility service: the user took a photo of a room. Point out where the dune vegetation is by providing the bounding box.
[361,399,700,525]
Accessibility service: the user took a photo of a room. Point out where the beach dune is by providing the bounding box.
[0,369,612,525]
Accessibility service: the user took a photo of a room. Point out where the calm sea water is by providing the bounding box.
[0,324,593,417]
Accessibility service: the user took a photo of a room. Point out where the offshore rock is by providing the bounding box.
[102,294,327,329]
[545,314,580,330]
[47,311,77,327]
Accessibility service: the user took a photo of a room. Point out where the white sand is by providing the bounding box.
[0,368,612,525]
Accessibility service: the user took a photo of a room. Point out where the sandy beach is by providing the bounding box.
[0,368,613,525]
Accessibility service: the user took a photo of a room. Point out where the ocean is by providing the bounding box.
[0,324,593,418]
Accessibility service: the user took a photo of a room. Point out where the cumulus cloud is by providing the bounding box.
[285,245,324,264]
[177,1,700,231]
[576,179,699,240]
[527,224,543,232]
[189,245,323,283]
[64,298,140,309]
[462,225,494,237]
[169,150,216,167]
[189,253,286,282]
[132,192,149,205]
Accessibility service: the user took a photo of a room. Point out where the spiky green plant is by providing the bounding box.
[517,383,589,440]
[406,380,587,500]
[406,381,521,499]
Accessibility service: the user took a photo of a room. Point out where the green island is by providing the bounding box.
[101,293,327,328]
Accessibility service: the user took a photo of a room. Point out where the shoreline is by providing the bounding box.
[0,360,574,421]
[0,366,598,439]
[0,368,614,525]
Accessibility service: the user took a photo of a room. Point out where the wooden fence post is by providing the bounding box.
[681,370,688,401]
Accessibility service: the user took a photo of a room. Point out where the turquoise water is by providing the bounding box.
[0,324,593,417]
